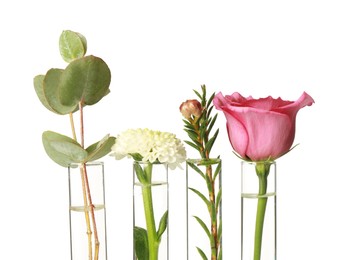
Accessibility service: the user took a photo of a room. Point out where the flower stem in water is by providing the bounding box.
[253,162,270,260]
[141,163,159,260]
[78,101,100,260]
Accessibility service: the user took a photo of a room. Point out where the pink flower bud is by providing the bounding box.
[179,99,203,119]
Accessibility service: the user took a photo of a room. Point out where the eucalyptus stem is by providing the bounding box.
[82,163,100,260]
[79,100,100,260]
[69,106,93,259]
[69,113,77,141]
[79,166,93,260]
[253,163,270,260]
[79,101,85,148]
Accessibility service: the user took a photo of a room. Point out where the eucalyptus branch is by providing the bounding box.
[34,30,115,260]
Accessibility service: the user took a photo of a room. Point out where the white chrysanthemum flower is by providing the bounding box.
[111,128,187,170]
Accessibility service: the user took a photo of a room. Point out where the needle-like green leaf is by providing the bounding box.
[193,216,211,238]
[196,247,208,260]
[187,161,205,179]
[189,188,210,211]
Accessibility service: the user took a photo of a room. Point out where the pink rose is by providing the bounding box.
[213,91,314,161]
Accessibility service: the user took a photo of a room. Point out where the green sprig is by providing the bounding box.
[34,30,115,167]
[182,85,219,159]
[181,85,222,260]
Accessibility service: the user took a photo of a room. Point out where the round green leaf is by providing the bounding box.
[85,135,116,162]
[42,131,88,167]
[43,69,78,114]
[59,55,111,107]
[59,30,87,63]
[34,70,79,115]
[34,74,55,113]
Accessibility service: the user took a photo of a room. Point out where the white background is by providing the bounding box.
[0,0,344,259]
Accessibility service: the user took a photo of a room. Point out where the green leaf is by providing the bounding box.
[206,92,215,109]
[216,187,222,213]
[193,89,202,100]
[43,69,79,114]
[213,159,221,180]
[205,129,219,153]
[217,218,222,243]
[207,114,218,135]
[134,226,149,260]
[34,71,78,115]
[157,210,168,241]
[134,163,147,184]
[129,153,144,161]
[200,84,207,107]
[196,247,208,260]
[59,55,111,107]
[183,122,196,131]
[85,135,116,162]
[59,30,87,63]
[42,131,88,167]
[199,120,206,140]
[218,248,222,260]
[189,188,211,211]
[206,105,214,118]
[194,216,211,238]
[184,140,200,151]
[186,129,199,142]
[196,158,220,166]
[34,75,54,113]
[205,172,212,194]
[186,161,205,179]
[210,202,217,227]
[182,119,193,127]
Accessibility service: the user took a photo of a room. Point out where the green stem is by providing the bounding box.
[69,113,77,141]
[141,164,159,260]
[78,100,99,260]
[206,164,218,260]
[253,162,270,260]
